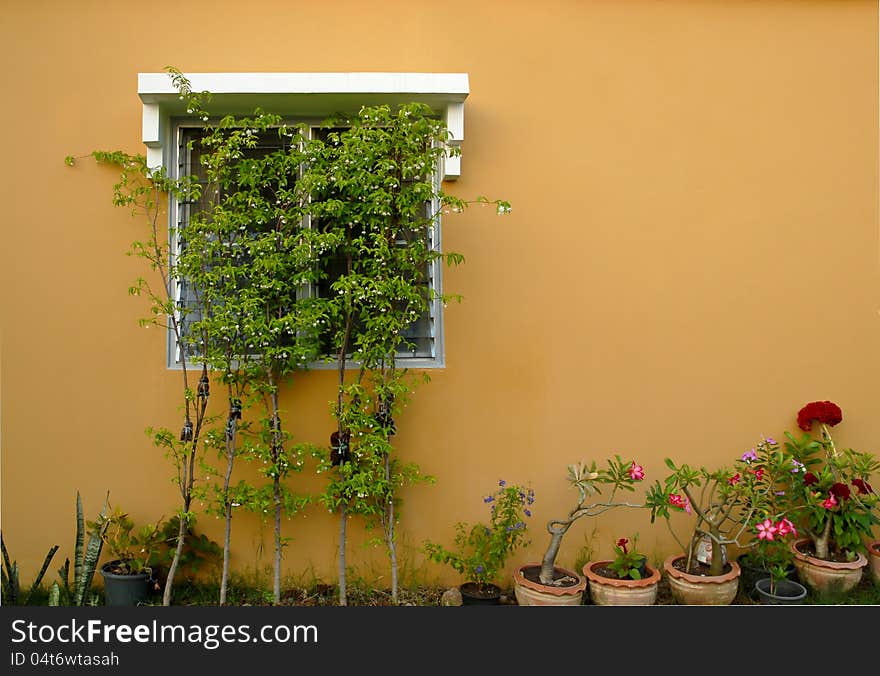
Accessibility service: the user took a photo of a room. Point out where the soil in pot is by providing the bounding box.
[459,582,502,606]
[513,564,586,606]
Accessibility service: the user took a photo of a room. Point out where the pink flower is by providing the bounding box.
[669,494,691,513]
[628,462,645,481]
[822,494,838,510]
[727,473,741,486]
[756,519,778,541]
[776,518,797,537]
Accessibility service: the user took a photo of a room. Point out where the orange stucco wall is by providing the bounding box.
[2,0,878,591]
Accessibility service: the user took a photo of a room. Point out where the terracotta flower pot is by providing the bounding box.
[512,563,586,606]
[867,540,880,585]
[790,538,866,595]
[582,560,660,606]
[662,553,740,605]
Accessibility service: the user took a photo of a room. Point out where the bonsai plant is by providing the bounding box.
[424,480,533,604]
[780,400,879,594]
[644,443,784,605]
[581,534,661,606]
[513,456,646,606]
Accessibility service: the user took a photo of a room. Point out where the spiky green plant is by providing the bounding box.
[53,491,110,606]
[0,534,59,605]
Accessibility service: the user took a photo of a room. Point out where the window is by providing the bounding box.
[139,73,469,369]
[173,122,438,365]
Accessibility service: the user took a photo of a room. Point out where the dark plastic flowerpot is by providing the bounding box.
[754,577,807,605]
[101,561,150,606]
[737,553,796,598]
[459,582,502,606]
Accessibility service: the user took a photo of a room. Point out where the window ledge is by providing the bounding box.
[137,71,469,180]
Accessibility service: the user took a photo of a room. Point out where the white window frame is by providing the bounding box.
[138,72,468,370]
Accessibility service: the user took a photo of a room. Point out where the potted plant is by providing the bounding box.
[750,517,807,605]
[645,445,780,605]
[425,480,533,605]
[728,436,801,599]
[91,507,165,606]
[867,539,880,585]
[780,400,879,595]
[513,456,646,606]
[581,534,661,606]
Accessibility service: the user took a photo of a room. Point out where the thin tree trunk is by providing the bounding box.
[163,499,189,606]
[270,383,283,605]
[163,367,209,606]
[338,503,347,606]
[384,452,398,604]
[220,414,236,605]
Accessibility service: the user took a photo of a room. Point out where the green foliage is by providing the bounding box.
[781,422,879,560]
[424,482,534,589]
[48,492,111,606]
[72,66,510,604]
[155,516,222,581]
[607,534,647,580]
[1,534,59,606]
[645,441,787,577]
[88,505,166,575]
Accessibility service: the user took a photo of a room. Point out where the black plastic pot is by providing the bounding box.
[737,553,796,599]
[754,577,807,605]
[459,582,502,606]
[101,561,150,606]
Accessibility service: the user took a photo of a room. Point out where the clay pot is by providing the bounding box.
[662,553,740,605]
[582,560,660,606]
[867,540,880,585]
[512,563,586,606]
[790,538,866,595]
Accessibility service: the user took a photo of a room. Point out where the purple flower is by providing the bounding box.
[476,565,483,573]
[765,437,776,445]
[499,480,507,487]
[790,459,805,473]
[524,509,532,517]
[741,449,758,463]
[483,495,494,503]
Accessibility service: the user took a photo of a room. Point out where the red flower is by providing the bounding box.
[852,478,874,495]
[727,473,741,486]
[616,538,628,554]
[797,400,843,431]
[829,482,851,500]
[803,472,819,486]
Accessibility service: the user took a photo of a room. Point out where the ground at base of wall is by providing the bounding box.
[159,575,879,606]
[12,575,878,607]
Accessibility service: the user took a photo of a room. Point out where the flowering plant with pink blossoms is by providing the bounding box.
[646,441,787,577]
